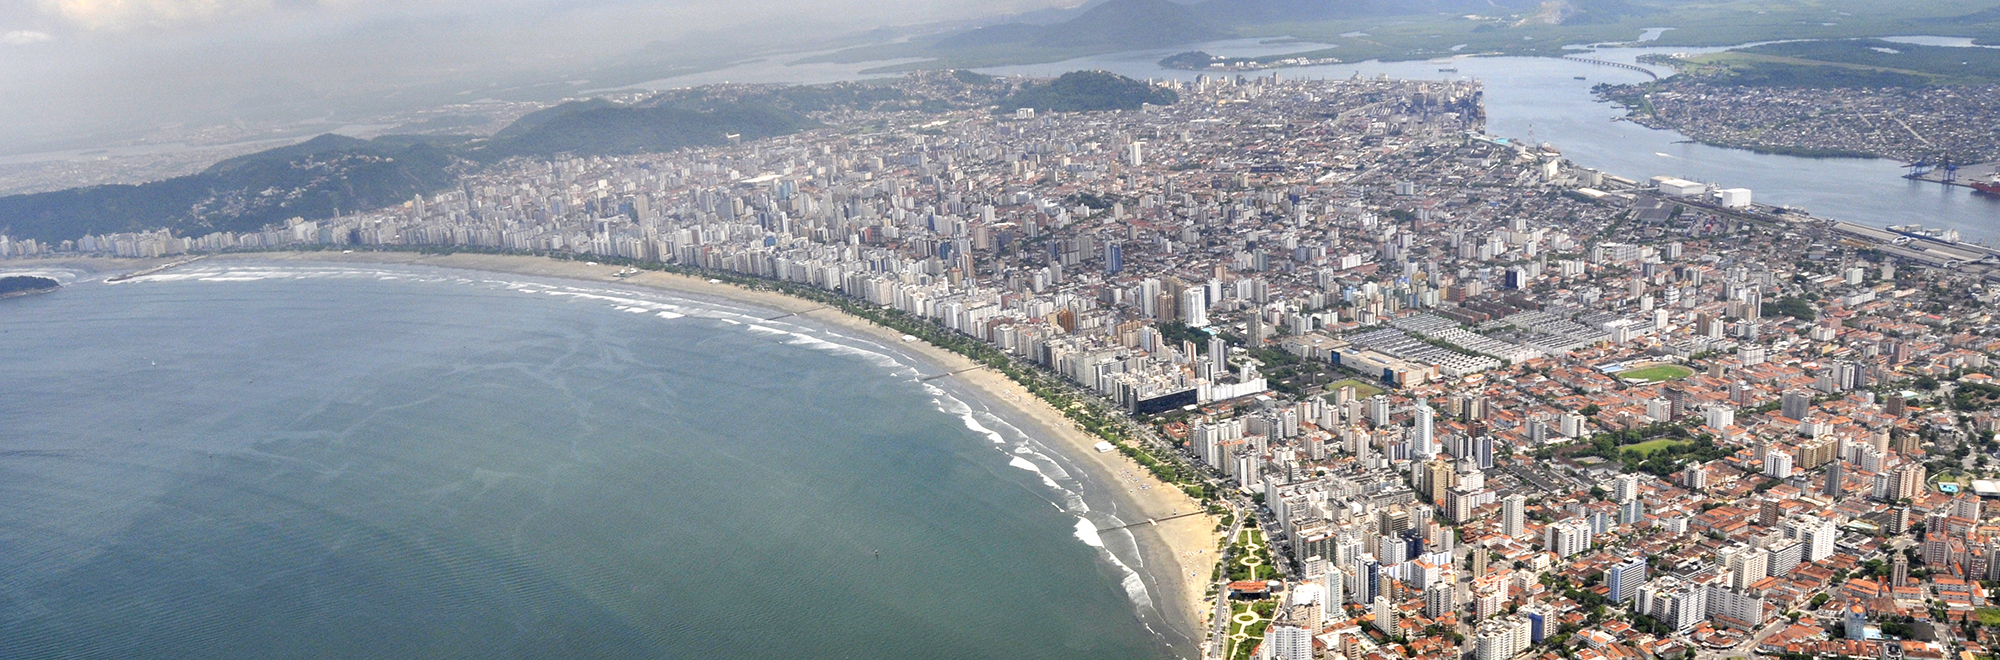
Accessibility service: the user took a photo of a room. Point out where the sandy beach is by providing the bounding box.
[16,251,1221,644]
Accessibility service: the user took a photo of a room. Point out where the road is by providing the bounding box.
[1205,508,1249,660]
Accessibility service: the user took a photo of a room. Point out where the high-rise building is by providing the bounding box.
[1373,595,1398,636]
[1844,604,1870,640]
[1103,241,1123,275]
[1637,578,1707,632]
[1501,494,1526,539]
[1758,496,1782,527]
[1683,464,1707,490]
[1804,520,1837,562]
[1703,404,1735,430]
[1664,383,1690,420]
[1425,580,1456,619]
[1781,390,1812,421]
[1474,616,1532,660]
[1766,539,1803,576]
[1955,496,1982,520]
[1546,518,1592,558]
[1182,286,1208,327]
[1267,623,1313,660]
[1613,474,1640,503]
[1414,399,1437,458]
[1520,603,1551,643]
[1723,544,1769,589]
[1368,395,1392,427]
[1764,448,1793,479]
[1618,499,1643,526]
[1425,459,1454,505]
[1894,463,1928,501]
[1892,553,1909,586]
[1607,556,1648,603]
[1823,459,1846,497]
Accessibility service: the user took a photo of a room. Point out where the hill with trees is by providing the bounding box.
[0,276,60,297]
[998,71,1179,113]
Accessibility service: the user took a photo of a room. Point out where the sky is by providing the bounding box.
[0,0,1071,152]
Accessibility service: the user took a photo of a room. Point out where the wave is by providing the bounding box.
[1074,517,1158,612]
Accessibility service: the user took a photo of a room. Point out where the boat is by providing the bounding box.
[1437,68,1458,72]
[1974,176,2000,195]
[1574,76,1587,80]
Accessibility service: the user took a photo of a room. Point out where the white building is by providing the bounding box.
[1501,494,1526,539]
[1474,616,1533,660]
[1718,188,1753,208]
[1264,623,1312,660]
[1546,518,1592,558]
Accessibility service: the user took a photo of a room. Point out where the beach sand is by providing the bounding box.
[33,251,1223,644]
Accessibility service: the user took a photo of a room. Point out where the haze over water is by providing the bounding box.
[0,263,1177,659]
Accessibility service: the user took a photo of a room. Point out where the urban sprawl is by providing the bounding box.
[14,72,2000,660]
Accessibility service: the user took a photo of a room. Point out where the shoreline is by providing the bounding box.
[25,251,1221,651]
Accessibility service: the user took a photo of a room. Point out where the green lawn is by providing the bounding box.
[1624,439,1689,456]
[1978,608,2000,627]
[1325,379,1385,400]
[1621,364,1694,383]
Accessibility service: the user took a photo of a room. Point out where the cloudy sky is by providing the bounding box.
[0,0,1067,152]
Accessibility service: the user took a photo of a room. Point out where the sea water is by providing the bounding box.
[0,262,1184,659]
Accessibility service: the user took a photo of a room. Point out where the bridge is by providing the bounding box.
[1562,55,1659,80]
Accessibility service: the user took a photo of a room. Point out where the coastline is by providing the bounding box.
[95,250,1221,648]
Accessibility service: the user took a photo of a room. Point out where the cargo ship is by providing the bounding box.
[1974,176,2000,195]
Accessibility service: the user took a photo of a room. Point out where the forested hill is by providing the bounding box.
[0,275,61,296]
[0,135,459,245]
[998,71,1179,113]
[0,102,819,245]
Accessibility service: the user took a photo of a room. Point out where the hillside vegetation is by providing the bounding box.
[998,71,1179,113]
[0,72,1013,245]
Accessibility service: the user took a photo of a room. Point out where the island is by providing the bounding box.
[0,275,60,299]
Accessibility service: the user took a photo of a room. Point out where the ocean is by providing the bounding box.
[0,262,1185,659]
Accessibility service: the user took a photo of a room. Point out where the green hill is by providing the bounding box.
[998,71,1179,113]
[0,136,458,244]
[471,103,816,161]
[0,98,821,244]
[0,275,59,296]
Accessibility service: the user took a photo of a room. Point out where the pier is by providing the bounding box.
[1093,510,1209,533]
[1561,56,1659,80]
[1905,161,1999,190]
[763,305,828,321]
[918,366,983,382]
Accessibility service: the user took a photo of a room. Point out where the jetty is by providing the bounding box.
[107,256,205,283]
